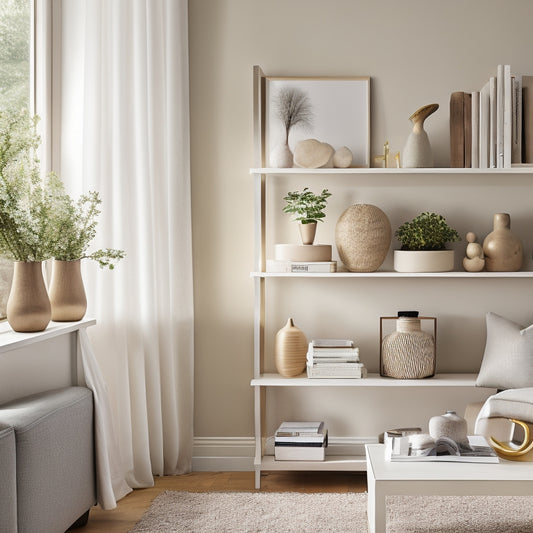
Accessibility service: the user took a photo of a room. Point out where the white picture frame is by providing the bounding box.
[265,76,370,168]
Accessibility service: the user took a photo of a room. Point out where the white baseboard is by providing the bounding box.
[192,437,255,471]
[192,436,377,471]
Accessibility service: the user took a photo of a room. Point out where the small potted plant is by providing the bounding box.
[283,187,331,245]
[47,182,125,321]
[394,211,461,272]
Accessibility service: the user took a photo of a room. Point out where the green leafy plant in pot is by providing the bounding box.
[283,187,331,245]
[394,211,460,272]
[47,181,125,321]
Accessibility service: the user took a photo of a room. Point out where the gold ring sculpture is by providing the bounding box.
[490,419,533,460]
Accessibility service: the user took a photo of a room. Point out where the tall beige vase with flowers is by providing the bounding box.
[49,259,87,321]
[47,186,125,321]
[0,111,55,332]
[7,261,51,332]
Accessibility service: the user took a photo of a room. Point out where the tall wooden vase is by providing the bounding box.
[482,213,523,272]
[274,318,307,377]
[49,259,87,321]
[6,261,51,332]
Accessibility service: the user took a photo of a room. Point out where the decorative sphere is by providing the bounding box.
[335,204,391,272]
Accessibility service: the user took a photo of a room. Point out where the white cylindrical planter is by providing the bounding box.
[394,250,454,273]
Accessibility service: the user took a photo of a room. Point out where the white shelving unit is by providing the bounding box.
[252,271,533,278]
[251,373,480,387]
[250,66,531,488]
[251,167,533,174]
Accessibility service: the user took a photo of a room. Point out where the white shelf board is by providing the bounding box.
[251,373,483,387]
[0,318,96,354]
[258,454,367,471]
[251,271,533,279]
[250,167,533,175]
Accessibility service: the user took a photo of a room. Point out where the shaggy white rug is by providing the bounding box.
[129,491,533,532]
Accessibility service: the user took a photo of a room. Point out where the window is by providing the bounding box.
[0,0,33,113]
[0,0,33,318]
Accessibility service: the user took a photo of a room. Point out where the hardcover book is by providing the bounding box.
[450,91,465,167]
[522,75,533,163]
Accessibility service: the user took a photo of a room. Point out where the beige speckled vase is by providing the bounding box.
[483,213,523,272]
[6,261,51,332]
[275,318,307,377]
[49,259,87,321]
[429,410,468,444]
[381,316,435,379]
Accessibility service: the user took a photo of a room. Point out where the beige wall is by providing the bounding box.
[189,0,533,438]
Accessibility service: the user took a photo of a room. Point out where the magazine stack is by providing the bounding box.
[306,339,367,378]
[274,421,328,461]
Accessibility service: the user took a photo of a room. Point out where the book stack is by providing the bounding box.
[450,64,529,169]
[274,421,328,461]
[306,339,367,378]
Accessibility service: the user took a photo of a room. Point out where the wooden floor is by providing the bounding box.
[78,470,368,533]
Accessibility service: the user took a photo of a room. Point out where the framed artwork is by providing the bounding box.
[265,76,370,168]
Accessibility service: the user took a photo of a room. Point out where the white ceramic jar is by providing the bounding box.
[429,410,468,444]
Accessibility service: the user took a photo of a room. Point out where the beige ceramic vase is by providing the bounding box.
[49,259,87,321]
[402,103,439,168]
[6,261,51,332]
[274,318,307,377]
[381,315,435,379]
[482,213,523,272]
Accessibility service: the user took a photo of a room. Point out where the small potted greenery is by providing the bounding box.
[47,181,125,321]
[283,187,331,244]
[394,211,461,272]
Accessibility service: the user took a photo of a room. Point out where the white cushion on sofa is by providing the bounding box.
[475,387,533,424]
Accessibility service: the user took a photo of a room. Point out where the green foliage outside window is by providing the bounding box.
[0,0,31,113]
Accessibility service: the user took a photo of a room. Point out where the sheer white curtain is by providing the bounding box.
[59,0,193,489]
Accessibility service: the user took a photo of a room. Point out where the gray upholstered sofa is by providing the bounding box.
[0,386,96,533]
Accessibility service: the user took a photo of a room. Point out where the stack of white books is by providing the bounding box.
[306,339,367,378]
[274,421,328,461]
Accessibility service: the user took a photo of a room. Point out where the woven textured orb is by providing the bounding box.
[335,204,391,272]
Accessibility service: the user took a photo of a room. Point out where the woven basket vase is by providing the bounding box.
[275,318,307,377]
[335,204,391,272]
[381,317,435,379]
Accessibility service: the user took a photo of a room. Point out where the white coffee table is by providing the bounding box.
[365,443,533,533]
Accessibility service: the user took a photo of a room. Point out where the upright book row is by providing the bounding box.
[450,64,533,169]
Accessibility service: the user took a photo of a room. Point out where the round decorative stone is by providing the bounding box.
[293,139,334,168]
[335,204,391,272]
[333,146,353,168]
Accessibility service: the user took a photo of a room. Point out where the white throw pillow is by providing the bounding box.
[476,312,533,390]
